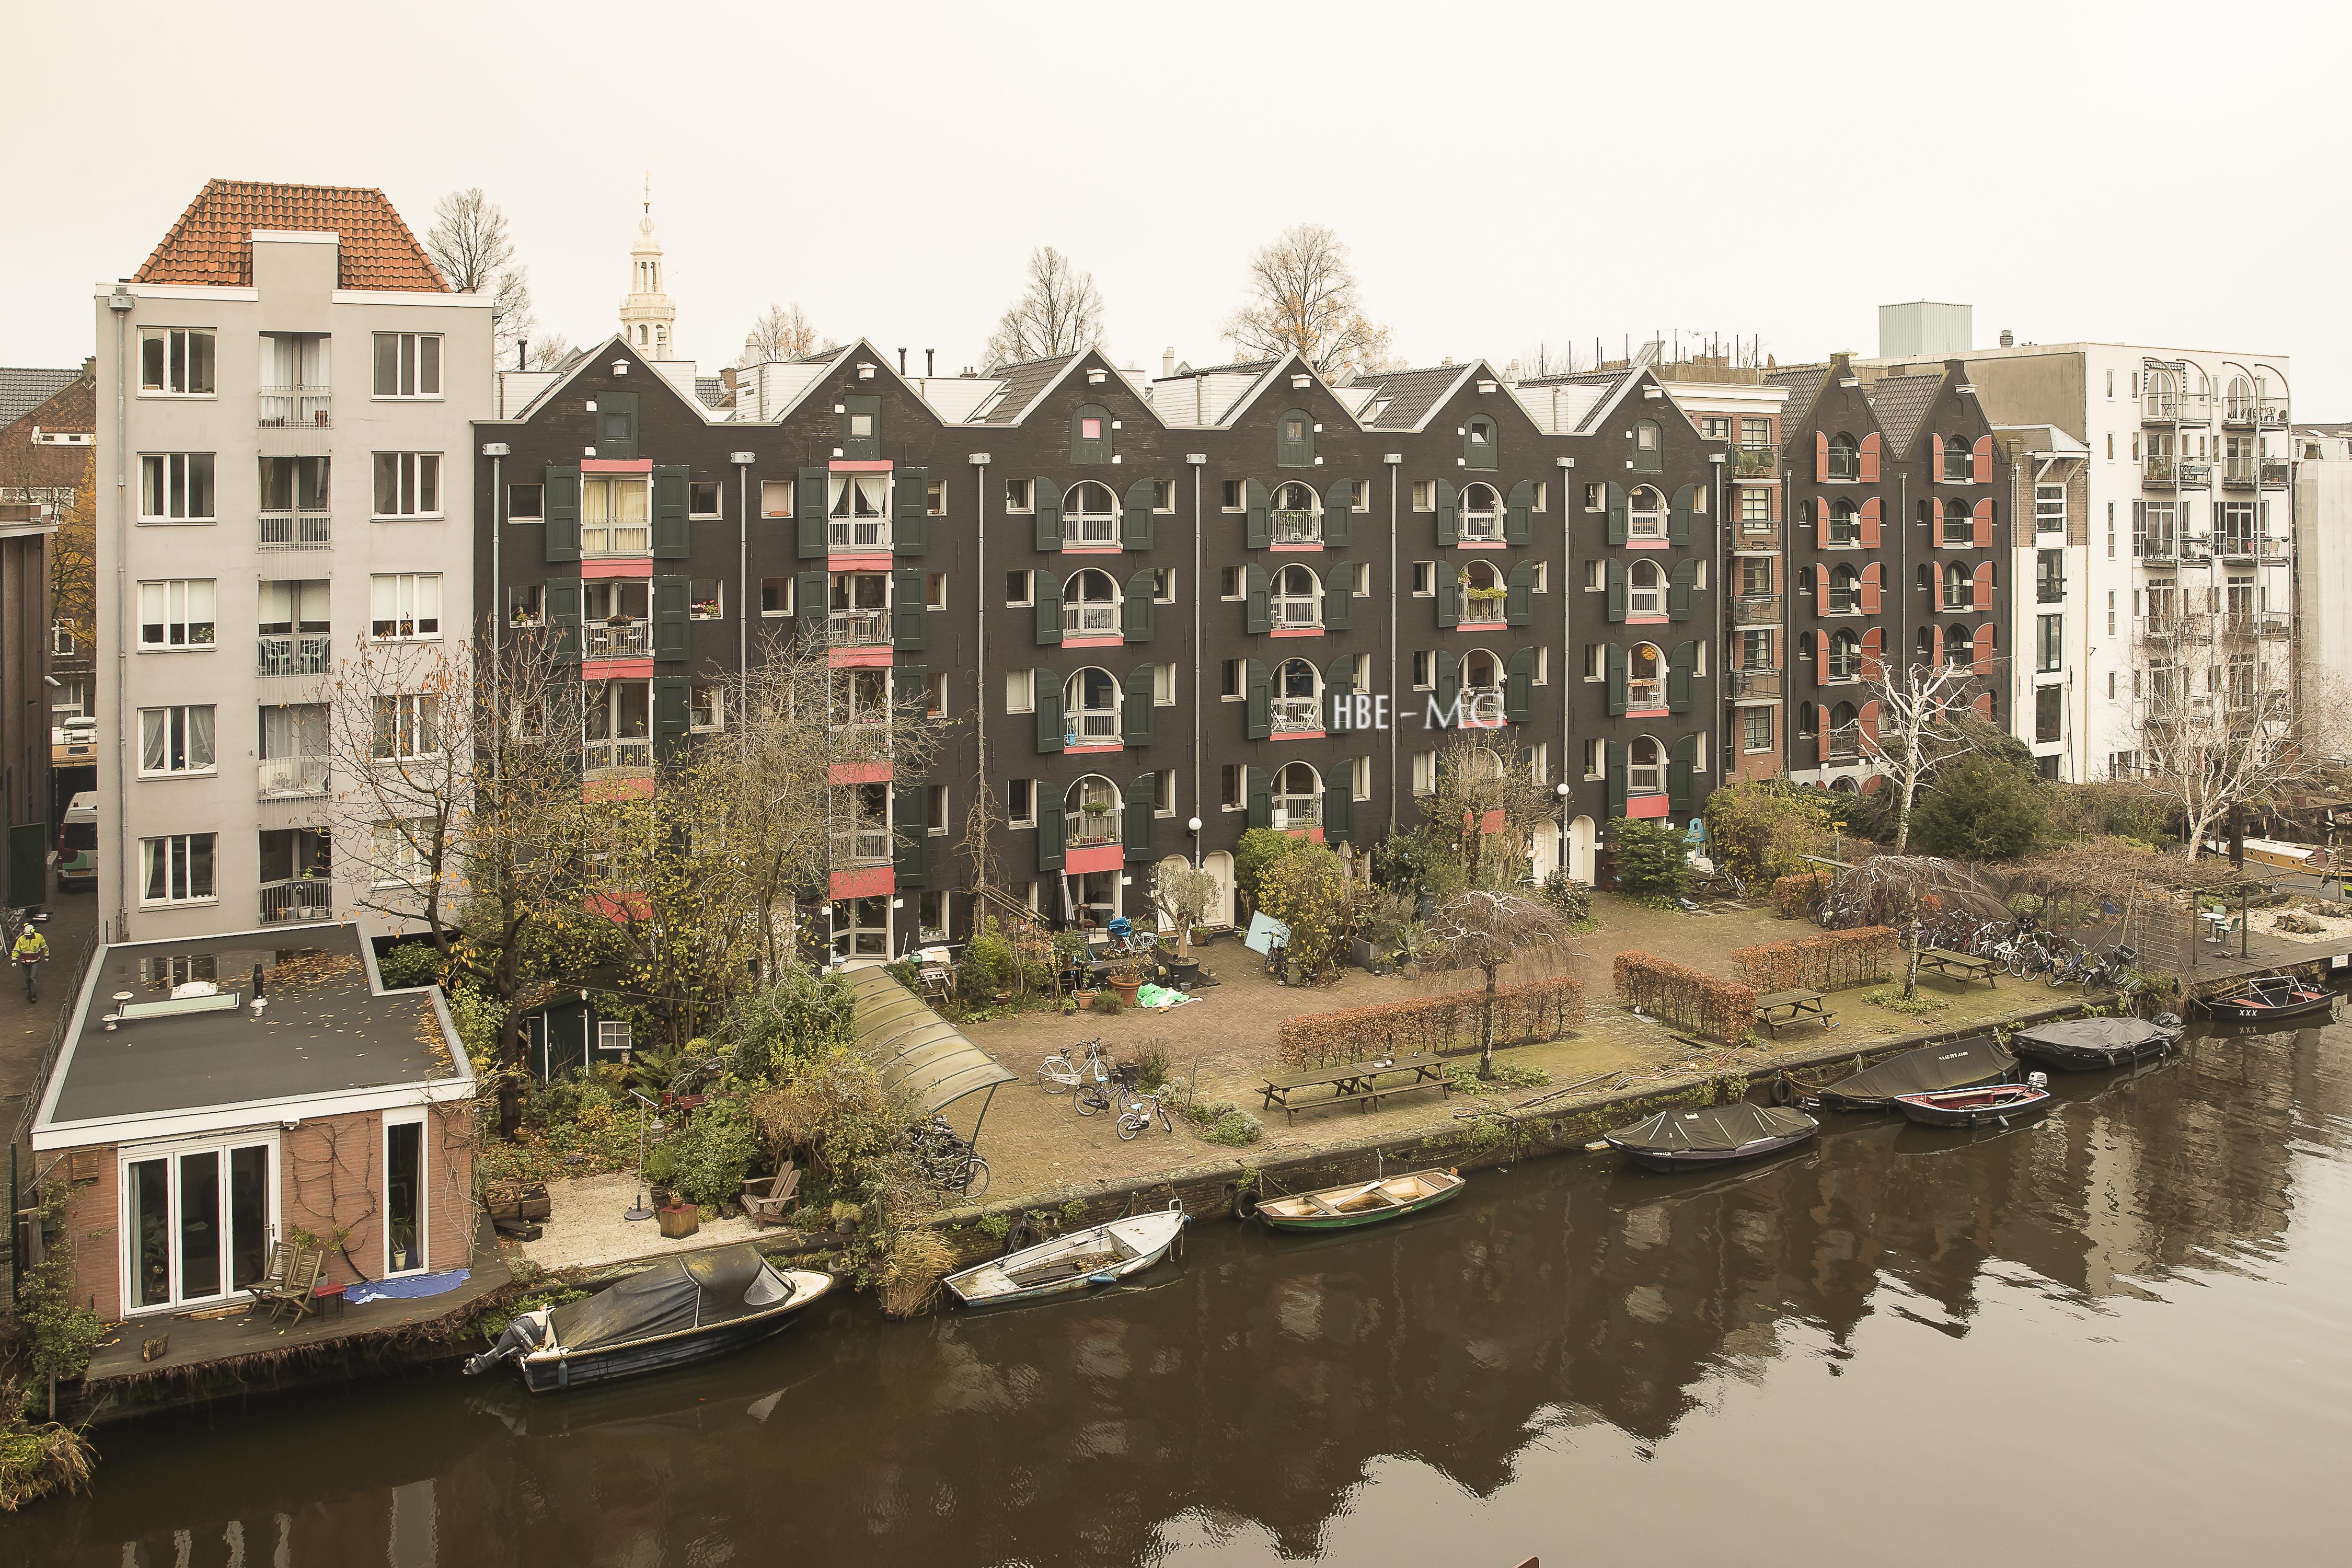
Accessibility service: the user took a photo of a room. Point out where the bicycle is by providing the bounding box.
[1116,1087,1175,1140]
[1038,1037,1107,1096]
[1076,1061,1135,1119]
[905,1116,990,1198]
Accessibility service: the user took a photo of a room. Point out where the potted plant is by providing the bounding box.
[1106,966,1144,1007]
[388,1218,418,1274]
[1074,987,1098,1010]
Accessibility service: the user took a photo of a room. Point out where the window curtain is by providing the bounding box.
[186,706,215,770]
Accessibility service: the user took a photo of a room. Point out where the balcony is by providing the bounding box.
[2142,391,2182,424]
[2136,536,2178,563]
[1826,724,1862,763]
[257,755,327,798]
[1733,593,1780,626]
[827,610,889,648]
[829,517,892,552]
[2142,454,2176,488]
[1627,678,1663,711]
[2261,459,2290,489]
[260,508,331,550]
[2216,534,2256,561]
[1058,512,1115,548]
[258,388,331,429]
[584,736,653,772]
[1270,798,1321,832]
[257,632,331,679]
[2261,613,2293,639]
[583,526,652,559]
[1726,668,1782,701]
[2257,536,2292,563]
[1824,658,1864,684]
[1063,602,1119,638]
[1271,509,1320,545]
[1273,595,1326,631]
[259,875,333,925]
[1826,588,1861,616]
[2222,460,2257,491]
[1065,707,1120,745]
[585,619,651,659]
[2177,459,2211,487]
[1732,446,1777,479]
[1456,591,1505,628]
[1458,510,1503,543]
[2224,396,2289,428]
[1065,808,1123,849]
[1732,521,1780,553]
[832,825,892,866]
[1271,696,1322,733]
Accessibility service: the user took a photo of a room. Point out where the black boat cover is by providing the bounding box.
[1606,1103,1817,1154]
[2013,1017,2183,1056]
[1818,1035,2015,1109]
[547,1244,789,1353]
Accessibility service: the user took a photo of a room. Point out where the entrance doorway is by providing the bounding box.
[122,1138,276,1315]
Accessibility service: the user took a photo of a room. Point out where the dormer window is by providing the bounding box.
[1465,415,1497,471]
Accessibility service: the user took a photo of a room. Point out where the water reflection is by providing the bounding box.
[30,1024,2352,1567]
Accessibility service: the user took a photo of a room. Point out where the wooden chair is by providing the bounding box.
[264,1248,326,1323]
[741,1161,802,1228]
[246,1241,294,1311]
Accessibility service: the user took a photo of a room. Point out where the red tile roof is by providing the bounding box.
[133,179,448,292]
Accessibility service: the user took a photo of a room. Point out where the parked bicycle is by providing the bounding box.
[1098,916,1159,959]
[1116,1086,1176,1141]
[905,1116,990,1198]
[1037,1037,1108,1096]
[1076,1061,1137,1119]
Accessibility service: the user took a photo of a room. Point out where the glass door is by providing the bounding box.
[120,1140,275,1314]
[385,1120,425,1277]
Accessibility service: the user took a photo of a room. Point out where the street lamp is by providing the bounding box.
[622,1089,665,1221]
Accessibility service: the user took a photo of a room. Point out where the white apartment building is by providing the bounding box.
[2292,423,2352,716]
[1864,319,2292,781]
[95,181,491,942]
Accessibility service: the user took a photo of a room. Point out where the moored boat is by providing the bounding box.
[1250,1169,1466,1230]
[2010,1014,2185,1071]
[2193,975,2333,1024]
[1603,1103,1818,1173]
[1895,1079,2053,1128]
[944,1202,1186,1308]
[465,1244,833,1393]
[1815,1035,2017,1112]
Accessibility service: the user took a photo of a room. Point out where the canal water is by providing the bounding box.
[20,1019,2352,1566]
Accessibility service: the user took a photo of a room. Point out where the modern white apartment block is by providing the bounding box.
[2292,423,2352,714]
[94,181,491,942]
[1863,322,2292,781]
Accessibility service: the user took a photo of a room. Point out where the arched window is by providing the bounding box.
[1062,481,1118,546]
[1797,700,1816,739]
[1943,498,1971,547]
[1628,736,1665,793]
[1272,657,1323,733]
[1826,433,1859,481]
[1066,774,1123,845]
[1277,408,1315,469]
[1828,701,1860,759]
[1461,481,1504,541]
[1829,628,1860,681]
[1463,746,1505,781]
[1072,403,1111,465]
[1063,568,1121,636]
[2226,374,2254,422]
[1827,498,1860,546]
[1064,668,1121,743]
[1916,562,1935,596]
[1942,561,1970,610]
[1917,497,1936,531]
[1628,642,1663,710]
[1944,623,1974,668]
[1633,420,1663,473]
[1916,625,1936,661]
[1465,414,1499,470]
[1829,563,1861,615]
[1628,485,1667,539]
[1628,559,1665,616]
[1271,563,1323,628]
[1942,434,1969,483]
[2145,367,2177,419]
[1830,775,1860,795]
[1273,760,1322,830]
[1271,481,1320,544]
[1462,649,1506,725]
[1459,559,1506,623]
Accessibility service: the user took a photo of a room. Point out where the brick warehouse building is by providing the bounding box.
[475,337,1725,958]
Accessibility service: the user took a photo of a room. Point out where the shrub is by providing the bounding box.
[1371,826,1471,905]
[660,1096,763,1208]
[724,966,856,1081]
[376,941,443,989]
[1235,827,1315,914]
[1274,975,1585,1069]
[1184,1101,1265,1146]
[1609,816,1690,898]
[1910,752,2047,861]
[877,1227,956,1319]
[1769,872,1828,918]
[1611,951,1757,1042]
[1092,987,1124,1016]
[1702,778,1836,886]
[1128,1039,1174,1091]
[752,1052,914,1183]
[1254,844,1359,981]
[958,917,1019,998]
[1540,870,1593,923]
[1731,927,1897,994]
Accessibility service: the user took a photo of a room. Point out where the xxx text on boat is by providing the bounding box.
[2193,974,2334,1025]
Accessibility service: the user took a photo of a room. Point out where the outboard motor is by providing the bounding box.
[464,1311,548,1376]
[2026,1071,2049,1091]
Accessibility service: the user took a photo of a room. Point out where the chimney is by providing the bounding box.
[1162,347,1176,379]
[897,348,908,375]
[926,349,936,377]
[517,340,527,371]
[1999,329,2015,348]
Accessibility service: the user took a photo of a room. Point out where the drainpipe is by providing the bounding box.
[1712,448,1726,794]
[1189,454,1206,856]
[483,443,508,777]
[733,452,754,757]
[107,286,133,941]
[1557,454,1574,863]
[970,452,990,906]
[1386,453,1402,835]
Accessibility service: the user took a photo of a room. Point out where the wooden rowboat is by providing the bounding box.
[1250,1169,1466,1231]
[944,1202,1186,1308]
[1895,1081,2053,1129]
[2194,974,2334,1025]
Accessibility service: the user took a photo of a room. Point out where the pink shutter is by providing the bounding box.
[1972,435,1994,483]
[1974,622,1997,677]
[1973,497,1994,548]
[1860,700,1881,750]
[1814,430,1830,482]
[1973,691,1992,720]
[1859,432,1882,483]
[1860,496,1883,548]
[1971,562,1992,612]
[1814,562,1830,601]
[1861,562,1883,614]
[1862,627,1885,682]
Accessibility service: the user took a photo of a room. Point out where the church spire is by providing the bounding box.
[619,172,676,359]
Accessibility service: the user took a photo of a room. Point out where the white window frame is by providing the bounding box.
[926,572,948,611]
[139,832,217,905]
[373,695,441,760]
[373,453,443,519]
[598,1020,633,1053]
[1153,663,1177,706]
[115,1132,280,1318]
[1006,668,1034,714]
[760,577,793,618]
[370,573,443,641]
[689,579,724,620]
[137,704,217,777]
[372,332,443,399]
[381,1110,432,1281]
[760,480,792,518]
[139,453,216,523]
[371,817,434,887]
[687,480,723,519]
[690,683,725,732]
[136,579,217,650]
[137,327,216,397]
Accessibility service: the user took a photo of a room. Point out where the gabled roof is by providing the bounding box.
[1350,364,1476,431]
[1767,363,1832,445]
[973,353,1081,424]
[1863,372,1943,458]
[0,367,78,427]
[499,333,735,426]
[134,179,447,291]
[694,376,732,411]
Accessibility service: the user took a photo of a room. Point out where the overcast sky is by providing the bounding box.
[11,2,2349,407]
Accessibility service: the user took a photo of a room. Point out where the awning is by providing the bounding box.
[844,968,1018,1119]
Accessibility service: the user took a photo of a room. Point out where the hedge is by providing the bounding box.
[1612,951,1757,1043]
[1769,872,1827,918]
[1731,927,1896,995]
[1274,975,1586,1069]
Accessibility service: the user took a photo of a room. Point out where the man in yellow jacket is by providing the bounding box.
[11,922,49,1002]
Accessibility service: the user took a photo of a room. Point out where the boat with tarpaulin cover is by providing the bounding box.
[1814,1035,2016,1112]
[2010,1014,2184,1071]
[1603,1103,1818,1172]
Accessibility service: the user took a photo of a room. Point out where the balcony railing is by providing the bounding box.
[586,620,651,659]
[2137,536,2178,561]
[259,508,331,550]
[2142,392,2182,423]
[2142,455,2176,488]
[1273,596,1325,630]
[2178,459,2212,487]
[2258,536,2291,562]
[1458,510,1503,543]
[1627,679,1663,711]
[260,875,333,924]
[1827,588,1860,616]
[258,755,328,798]
[1063,603,1119,637]
[1733,521,1780,552]
[2222,461,2257,490]
[829,517,891,551]
[1271,509,1320,545]
[2261,459,2290,488]
[584,736,653,771]
[827,610,888,648]
[2261,613,2293,639]
[1060,513,1116,547]
[1732,446,1777,479]
[258,388,330,429]
[832,826,891,865]
[1271,798,1321,832]
[1825,657,1864,684]
[1457,591,1506,627]
[1067,707,1119,744]
[1726,668,1782,700]
[1065,808,1123,849]
[2226,397,2289,427]
[257,632,331,678]
[1733,593,1780,626]
[2216,534,2256,561]
[583,527,652,559]
[1271,696,1321,733]
[1826,724,1862,762]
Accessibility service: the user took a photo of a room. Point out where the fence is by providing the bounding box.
[1274,974,1586,1069]
[1732,927,1896,993]
[1612,951,1757,1042]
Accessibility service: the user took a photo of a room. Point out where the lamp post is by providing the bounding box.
[623,1089,664,1221]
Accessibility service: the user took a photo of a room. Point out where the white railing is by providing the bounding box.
[1271,797,1321,831]
[257,755,328,798]
[1271,696,1321,732]
[1069,707,1119,744]
[584,736,653,771]
[259,509,331,550]
[583,527,651,557]
[1459,510,1502,542]
[1065,809,1122,848]
[828,610,888,647]
[832,827,891,864]
[586,620,651,659]
[1627,679,1663,711]
[1271,510,1319,544]
[1060,512,1117,547]
[257,633,331,678]
[1272,596,1321,629]
[258,388,331,428]
[260,876,333,924]
[1063,602,1118,636]
[829,517,891,551]
[1459,592,1507,625]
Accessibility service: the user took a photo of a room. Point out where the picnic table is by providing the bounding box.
[1915,947,1999,987]
[1754,988,1833,1036]
[1258,1054,1451,1124]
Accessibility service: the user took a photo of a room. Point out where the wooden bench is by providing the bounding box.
[1259,1057,1451,1125]
[1916,947,1999,988]
[1755,988,1832,1036]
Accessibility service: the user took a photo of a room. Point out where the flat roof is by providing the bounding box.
[33,924,470,1148]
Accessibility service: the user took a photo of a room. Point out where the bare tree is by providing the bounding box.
[1861,656,1985,853]
[526,332,573,372]
[1419,889,1569,1078]
[985,247,1105,367]
[1151,860,1222,952]
[1223,223,1394,381]
[424,188,534,365]
[1417,731,1561,887]
[1828,856,2002,999]
[739,302,832,366]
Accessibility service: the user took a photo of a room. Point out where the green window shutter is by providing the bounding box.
[1123,570,1156,641]
[651,465,689,558]
[1247,768,1271,829]
[1435,650,1460,716]
[1072,404,1111,465]
[796,467,828,559]
[1669,484,1695,546]
[1323,654,1355,731]
[1437,571,1461,629]
[1244,563,1270,635]
[1323,571,1352,630]
[795,569,827,628]
[1506,562,1534,627]
[1668,735,1697,815]
[1035,572,1064,645]
[892,565,926,651]
[1035,669,1064,754]
[894,467,928,557]
[894,785,926,883]
[547,578,581,664]
[1606,483,1629,546]
[1607,642,1627,716]
[1246,479,1271,549]
[1606,559,1628,622]
[843,395,880,460]
[1037,801,1065,872]
[652,675,689,765]
[545,671,583,777]
[1669,560,1696,621]
[1323,777,1352,841]
[544,464,581,563]
[1122,478,1155,550]
[1505,648,1534,722]
[1124,775,1156,855]
[596,390,639,460]
[1505,479,1534,545]
[893,663,928,713]
[1277,409,1314,469]
[1606,745,1627,816]
[1123,664,1155,747]
[1322,478,1355,547]
[1668,642,1694,712]
[1435,479,1459,547]
[1245,659,1270,739]
[1034,478,1063,552]
[1465,418,1498,470]
[652,575,690,661]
